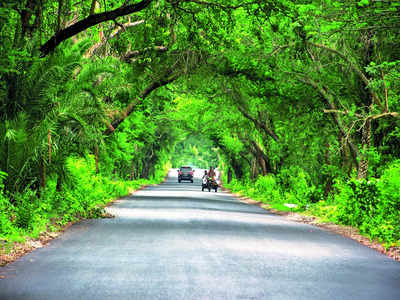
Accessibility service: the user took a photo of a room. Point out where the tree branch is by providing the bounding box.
[381,70,389,112]
[309,42,385,110]
[236,105,279,142]
[122,45,168,62]
[296,75,360,168]
[104,69,179,135]
[85,20,145,57]
[40,0,153,57]
[368,112,399,120]
[323,109,363,118]
[90,0,97,15]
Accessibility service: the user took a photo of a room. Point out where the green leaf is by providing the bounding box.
[358,0,369,7]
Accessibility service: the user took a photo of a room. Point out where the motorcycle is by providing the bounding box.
[202,176,218,192]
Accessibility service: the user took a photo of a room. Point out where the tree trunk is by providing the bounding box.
[227,168,232,184]
[324,143,333,198]
[231,157,243,180]
[20,0,37,42]
[95,146,99,174]
[48,130,52,164]
[141,163,149,179]
[250,158,258,179]
[40,160,46,189]
[357,31,375,179]
[251,141,272,175]
[56,173,62,191]
[357,119,371,179]
[57,0,64,32]
[130,163,136,180]
[90,0,97,15]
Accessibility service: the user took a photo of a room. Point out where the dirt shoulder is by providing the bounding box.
[0,182,159,268]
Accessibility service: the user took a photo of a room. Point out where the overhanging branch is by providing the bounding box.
[40,0,153,57]
[236,105,279,142]
[104,70,179,135]
[309,42,385,110]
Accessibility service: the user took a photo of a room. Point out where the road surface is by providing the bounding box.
[1,169,399,299]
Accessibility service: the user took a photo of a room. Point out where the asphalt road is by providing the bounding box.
[1,170,399,300]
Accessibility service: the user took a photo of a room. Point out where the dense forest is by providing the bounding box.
[1,0,399,249]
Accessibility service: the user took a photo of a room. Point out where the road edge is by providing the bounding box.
[0,175,169,269]
[222,186,400,263]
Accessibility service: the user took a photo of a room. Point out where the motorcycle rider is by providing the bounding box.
[208,166,216,180]
[208,167,218,187]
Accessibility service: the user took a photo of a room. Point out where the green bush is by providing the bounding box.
[0,154,167,243]
[334,178,380,227]
[225,162,399,246]
[334,161,400,244]
[254,175,281,203]
[374,161,400,243]
[14,191,35,230]
[63,155,128,219]
[278,167,314,208]
[0,171,16,238]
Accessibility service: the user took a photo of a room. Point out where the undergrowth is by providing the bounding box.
[0,155,168,248]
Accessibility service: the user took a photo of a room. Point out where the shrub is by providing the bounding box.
[278,167,314,208]
[0,171,16,237]
[254,175,281,203]
[374,161,400,243]
[0,154,167,243]
[334,178,379,227]
[334,161,400,244]
[14,191,35,230]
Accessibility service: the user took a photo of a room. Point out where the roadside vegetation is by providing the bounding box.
[1,0,399,254]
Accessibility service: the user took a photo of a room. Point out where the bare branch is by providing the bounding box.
[122,45,168,62]
[264,44,292,57]
[323,109,363,118]
[86,20,145,57]
[368,112,399,120]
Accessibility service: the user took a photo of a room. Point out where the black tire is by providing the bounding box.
[208,187,211,192]
[215,187,218,192]
[178,179,181,183]
[191,180,193,183]
[202,187,204,191]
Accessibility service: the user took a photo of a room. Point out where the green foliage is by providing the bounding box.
[331,162,400,245]
[254,175,281,203]
[226,168,315,209]
[0,171,16,238]
[334,178,380,227]
[277,167,315,207]
[373,161,400,244]
[0,155,165,243]
[171,135,219,169]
